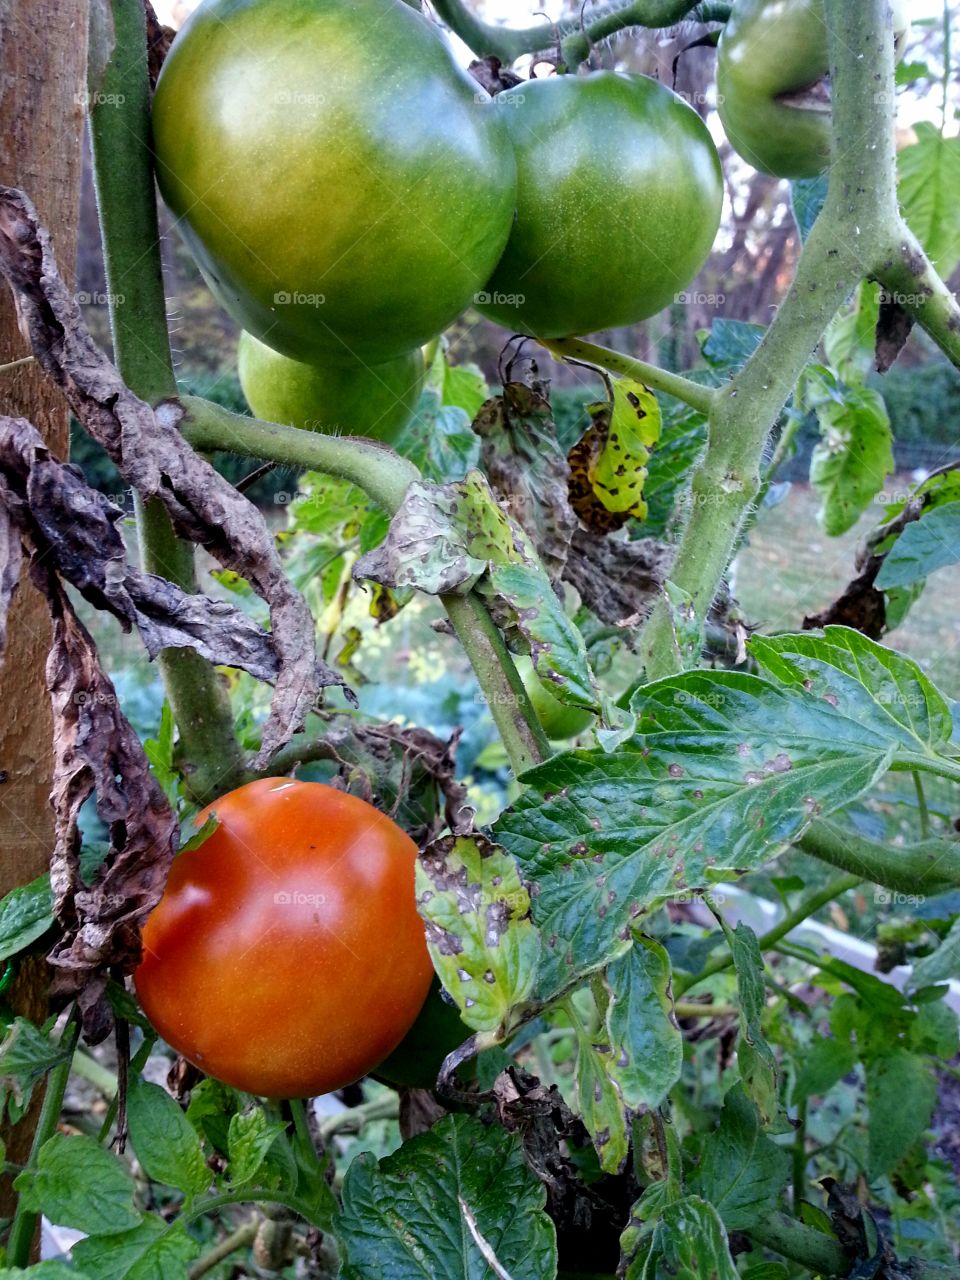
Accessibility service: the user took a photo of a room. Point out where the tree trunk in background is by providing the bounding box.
[0,0,90,1231]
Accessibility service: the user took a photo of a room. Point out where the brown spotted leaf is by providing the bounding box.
[416,834,540,1035]
[495,669,900,999]
[0,186,347,766]
[474,379,576,584]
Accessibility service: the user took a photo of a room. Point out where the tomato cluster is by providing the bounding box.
[152,0,724,443]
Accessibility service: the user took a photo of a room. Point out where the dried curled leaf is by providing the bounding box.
[0,416,283,681]
[563,530,670,629]
[0,186,350,765]
[474,378,576,584]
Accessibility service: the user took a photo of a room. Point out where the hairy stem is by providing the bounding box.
[89,0,244,803]
[540,337,716,416]
[429,0,711,65]
[749,1212,848,1275]
[798,819,960,896]
[637,0,900,680]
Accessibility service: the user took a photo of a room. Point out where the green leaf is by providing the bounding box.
[866,1048,937,1179]
[899,122,960,279]
[875,501,960,590]
[642,405,707,538]
[691,1085,790,1230]
[909,916,960,991]
[699,320,764,374]
[14,1133,140,1234]
[0,875,52,963]
[589,378,661,519]
[748,626,952,757]
[227,1107,290,1188]
[495,669,895,998]
[417,835,539,1034]
[574,1031,629,1174]
[621,1195,740,1280]
[394,392,481,484]
[807,372,893,536]
[126,1078,210,1199]
[0,1018,71,1116]
[441,361,488,421]
[605,937,682,1110]
[72,1216,200,1280]
[0,1265,93,1279]
[791,1036,857,1106]
[729,925,779,1125]
[823,282,881,387]
[910,998,959,1058]
[339,1114,557,1280]
[185,1077,243,1155]
[791,175,829,241]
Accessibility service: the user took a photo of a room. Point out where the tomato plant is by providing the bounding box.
[237,331,425,444]
[135,778,433,1098]
[1,1,959,1279]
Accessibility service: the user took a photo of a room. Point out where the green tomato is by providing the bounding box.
[237,332,424,444]
[153,0,517,365]
[372,979,469,1090]
[515,656,596,742]
[718,0,910,179]
[477,72,723,339]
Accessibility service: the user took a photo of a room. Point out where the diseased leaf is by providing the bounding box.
[729,925,779,1125]
[72,1216,200,1280]
[806,370,893,536]
[749,626,952,757]
[691,1085,790,1230]
[495,669,896,998]
[575,1030,629,1174]
[823,282,881,387]
[605,937,682,1111]
[0,874,53,963]
[14,1133,141,1235]
[909,916,960,991]
[899,122,960,279]
[126,1078,211,1199]
[866,1048,937,1179]
[417,834,540,1034]
[591,379,661,520]
[339,1114,557,1280]
[875,501,960,590]
[621,1195,740,1280]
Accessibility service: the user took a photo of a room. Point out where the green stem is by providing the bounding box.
[6,1014,81,1267]
[876,222,960,370]
[798,819,960,896]
[637,0,900,682]
[317,1094,399,1143]
[188,1221,258,1280]
[182,1189,314,1226]
[674,1001,736,1018]
[895,750,960,785]
[71,1048,117,1098]
[540,337,716,416]
[89,0,245,804]
[429,0,712,65]
[748,1211,849,1276]
[913,771,931,839]
[181,397,418,516]
[442,593,549,775]
[675,872,860,996]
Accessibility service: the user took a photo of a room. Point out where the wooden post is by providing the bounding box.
[0,0,91,1229]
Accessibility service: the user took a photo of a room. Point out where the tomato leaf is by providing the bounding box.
[0,1017,71,1121]
[416,834,540,1035]
[621,1195,740,1280]
[875,501,960,590]
[908,916,960,993]
[605,936,682,1111]
[899,122,960,280]
[729,925,780,1127]
[574,1029,629,1174]
[126,1077,211,1200]
[227,1107,290,1188]
[690,1085,790,1230]
[13,1133,141,1235]
[496,669,897,998]
[71,1216,200,1280]
[339,1114,557,1280]
[806,369,893,536]
[866,1048,937,1179]
[823,282,881,387]
[699,320,764,374]
[791,1036,858,1106]
[0,874,53,963]
[748,626,952,757]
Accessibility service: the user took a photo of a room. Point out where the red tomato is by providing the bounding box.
[135,779,433,1098]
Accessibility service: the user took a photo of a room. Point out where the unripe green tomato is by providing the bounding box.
[372,979,469,1090]
[237,332,425,444]
[152,0,517,365]
[515,656,596,742]
[477,72,723,338]
[717,0,910,179]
